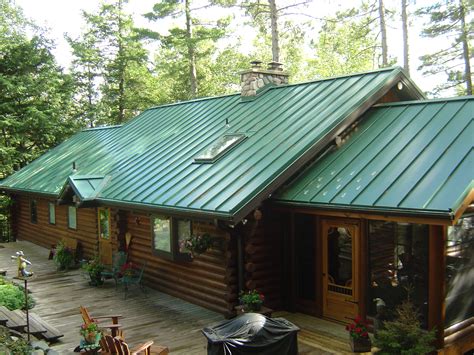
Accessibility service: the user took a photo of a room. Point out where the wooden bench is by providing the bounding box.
[29,312,64,342]
[12,310,47,336]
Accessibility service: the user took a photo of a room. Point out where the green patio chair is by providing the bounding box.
[120,261,147,299]
[101,251,127,289]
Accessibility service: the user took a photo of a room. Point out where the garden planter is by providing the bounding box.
[88,273,103,286]
[349,336,371,353]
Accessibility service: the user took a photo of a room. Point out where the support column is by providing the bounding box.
[428,224,446,349]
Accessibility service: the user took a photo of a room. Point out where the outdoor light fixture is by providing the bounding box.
[397,81,404,90]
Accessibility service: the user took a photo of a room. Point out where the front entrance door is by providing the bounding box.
[98,208,112,266]
[322,219,360,322]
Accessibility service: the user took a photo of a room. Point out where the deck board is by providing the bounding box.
[0,241,362,354]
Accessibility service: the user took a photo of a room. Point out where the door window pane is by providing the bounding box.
[68,206,77,229]
[98,208,110,239]
[48,202,56,224]
[153,216,171,252]
[327,227,352,286]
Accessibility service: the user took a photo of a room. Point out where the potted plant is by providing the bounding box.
[53,241,74,270]
[346,316,371,353]
[82,257,104,286]
[179,233,213,258]
[239,289,265,312]
[79,321,102,352]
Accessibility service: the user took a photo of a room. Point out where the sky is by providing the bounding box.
[14,0,449,95]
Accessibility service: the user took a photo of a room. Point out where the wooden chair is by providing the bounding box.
[100,334,169,355]
[80,305,123,339]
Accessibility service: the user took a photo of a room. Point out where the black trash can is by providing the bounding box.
[202,313,300,355]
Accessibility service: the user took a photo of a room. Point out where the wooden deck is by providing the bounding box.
[0,241,360,354]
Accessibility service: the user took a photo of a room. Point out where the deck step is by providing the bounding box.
[0,306,26,330]
[12,310,47,336]
[29,312,64,342]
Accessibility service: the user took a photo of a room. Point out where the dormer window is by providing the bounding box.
[194,134,246,163]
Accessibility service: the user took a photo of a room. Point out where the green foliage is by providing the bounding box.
[375,301,435,355]
[179,233,213,257]
[0,277,35,310]
[308,6,377,79]
[0,326,32,355]
[0,0,77,177]
[417,0,473,96]
[239,289,264,311]
[53,241,74,270]
[68,0,160,125]
[82,256,105,277]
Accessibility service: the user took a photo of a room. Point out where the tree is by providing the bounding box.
[401,0,409,74]
[378,0,388,66]
[144,0,229,99]
[308,8,377,78]
[417,0,473,96]
[70,0,160,125]
[0,0,76,176]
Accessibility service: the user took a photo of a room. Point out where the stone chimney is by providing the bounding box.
[240,60,289,97]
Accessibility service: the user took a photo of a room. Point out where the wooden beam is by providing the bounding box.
[452,188,474,224]
[429,225,446,349]
[273,206,452,226]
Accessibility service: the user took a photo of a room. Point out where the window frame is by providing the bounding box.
[30,199,38,224]
[68,206,77,230]
[48,202,56,225]
[151,215,192,261]
[194,134,247,163]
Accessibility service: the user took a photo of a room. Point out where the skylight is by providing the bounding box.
[194,134,246,163]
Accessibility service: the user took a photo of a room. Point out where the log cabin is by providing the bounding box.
[1,64,473,353]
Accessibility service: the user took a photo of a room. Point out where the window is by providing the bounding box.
[30,200,37,224]
[152,216,192,260]
[68,206,77,229]
[48,202,56,225]
[194,134,246,163]
[368,221,429,328]
[445,215,474,327]
[98,208,110,239]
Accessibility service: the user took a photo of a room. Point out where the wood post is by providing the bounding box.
[429,224,446,349]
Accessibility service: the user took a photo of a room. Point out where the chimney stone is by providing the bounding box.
[240,61,289,97]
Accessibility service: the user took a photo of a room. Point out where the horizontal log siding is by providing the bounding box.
[14,194,98,258]
[125,212,236,316]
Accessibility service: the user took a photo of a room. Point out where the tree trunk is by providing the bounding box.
[459,0,472,95]
[401,0,409,75]
[378,0,388,67]
[117,0,125,123]
[185,0,198,98]
[268,0,280,63]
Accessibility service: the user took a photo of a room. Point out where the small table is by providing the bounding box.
[234,305,273,317]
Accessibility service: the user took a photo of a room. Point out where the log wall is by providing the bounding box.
[243,208,284,310]
[13,194,99,258]
[121,212,237,316]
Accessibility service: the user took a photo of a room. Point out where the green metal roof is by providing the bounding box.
[274,97,474,219]
[0,67,424,222]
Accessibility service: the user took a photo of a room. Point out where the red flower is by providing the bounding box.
[355,327,362,333]
[362,332,368,337]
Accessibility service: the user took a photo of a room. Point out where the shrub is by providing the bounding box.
[375,300,435,354]
[0,326,32,354]
[0,277,35,310]
[53,241,74,270]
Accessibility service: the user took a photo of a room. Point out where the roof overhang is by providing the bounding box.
[57,175,110,207]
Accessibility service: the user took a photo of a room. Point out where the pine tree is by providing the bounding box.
[417,0,473,96]
[143,0,230,99]
[0,0,76,176]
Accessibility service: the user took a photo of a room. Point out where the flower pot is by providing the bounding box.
[244,303,262,312]
[88,273,103,286]
[349,336,371,353]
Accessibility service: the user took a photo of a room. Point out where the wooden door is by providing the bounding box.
[98,208,112,266]
[322,219,360,323]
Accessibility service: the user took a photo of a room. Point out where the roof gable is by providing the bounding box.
[1,67,424,222]
[274,97,474,220]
